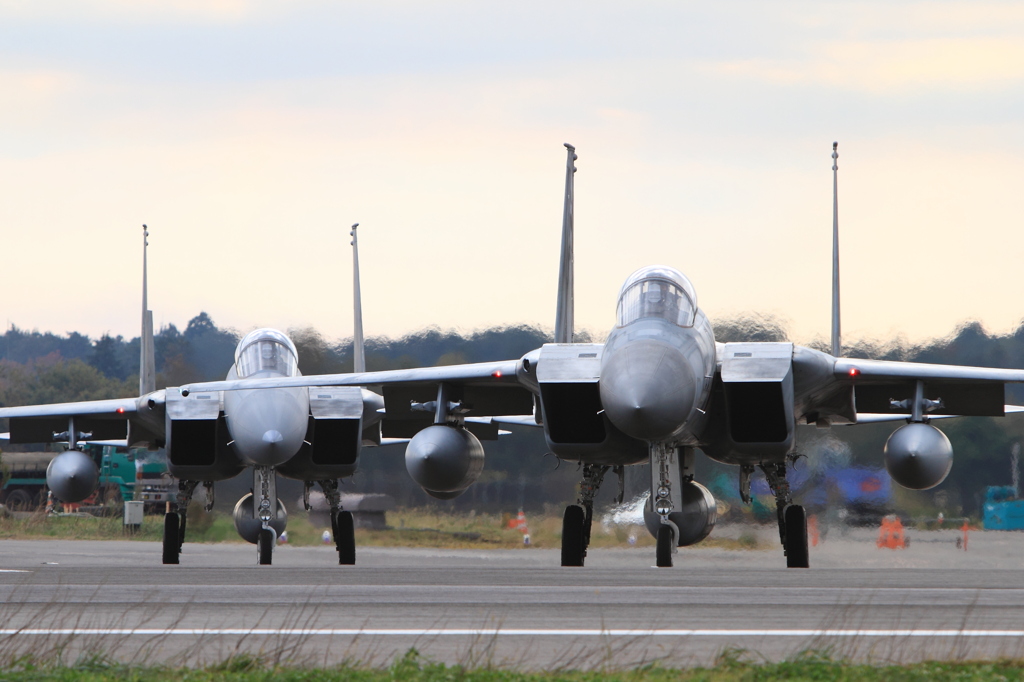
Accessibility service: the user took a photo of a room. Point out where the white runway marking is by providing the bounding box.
[0,628,1022,637]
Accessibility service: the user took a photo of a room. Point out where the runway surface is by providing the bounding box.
[0,533,1022,667]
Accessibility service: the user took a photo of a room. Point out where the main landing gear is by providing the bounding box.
[163,479,213,565]
[758,461,809,568]
[305,479,355,565]
[561,464,617,567]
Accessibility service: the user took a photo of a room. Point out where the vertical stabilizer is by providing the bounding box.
[831,142,841,358]
[140,224,156,395]
[350,223,366,373]
[554,143,577,344]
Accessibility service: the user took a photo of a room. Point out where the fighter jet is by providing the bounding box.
[0,225,384,566]
[5,143,1024,569]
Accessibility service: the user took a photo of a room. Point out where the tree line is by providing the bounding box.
[2,312,1024,515]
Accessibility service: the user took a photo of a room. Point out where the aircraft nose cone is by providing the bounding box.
[227,389,307,467]
[600,341,696,441]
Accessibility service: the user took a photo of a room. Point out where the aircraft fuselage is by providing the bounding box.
[600,312,715,445]
[223,370,308,467]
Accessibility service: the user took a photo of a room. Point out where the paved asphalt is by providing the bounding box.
[0,536,1022,667]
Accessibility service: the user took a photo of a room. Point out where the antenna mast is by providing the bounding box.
[350,223,366,373]
[831,142,841,358]
[554,143,577,344]
[139,224,156,395]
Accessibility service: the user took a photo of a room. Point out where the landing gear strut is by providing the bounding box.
[254,466,277,566]
[760,461,809,568]
[651,444,687,568]
[163,479,199,565]
[315,478,355,565]
[561,464,609,567]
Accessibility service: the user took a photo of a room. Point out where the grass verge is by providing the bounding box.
[2,649,1024,681]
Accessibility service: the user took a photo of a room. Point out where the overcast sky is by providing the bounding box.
[2,1,1022,347]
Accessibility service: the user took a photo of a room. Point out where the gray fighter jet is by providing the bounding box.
[0,225,383,565]
[4,143,1024,569]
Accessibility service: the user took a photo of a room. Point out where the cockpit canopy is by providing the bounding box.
[616,265,697,328]
[234,328,299,379]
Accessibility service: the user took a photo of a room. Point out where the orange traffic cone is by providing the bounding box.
[877,515,907,549]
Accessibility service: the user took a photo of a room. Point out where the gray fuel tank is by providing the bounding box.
[405,425,484,495]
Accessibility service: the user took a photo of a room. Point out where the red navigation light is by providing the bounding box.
[848,367,860,377]
[491,370,503,378]
[116,407,125,414]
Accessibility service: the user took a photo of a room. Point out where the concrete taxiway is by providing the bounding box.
[0,534,1022,667]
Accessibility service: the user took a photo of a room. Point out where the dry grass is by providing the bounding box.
[0,506,773,551]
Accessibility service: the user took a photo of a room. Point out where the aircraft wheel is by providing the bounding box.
[162,513,180,565]
[560,505,585,567]
[257,528,274,565]
[335,511,356,565]
[656,525,673,568]
[784,505,809,568]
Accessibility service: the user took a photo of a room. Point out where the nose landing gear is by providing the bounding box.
[253,466,278,565]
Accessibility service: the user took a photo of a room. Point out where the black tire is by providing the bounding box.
[162,513,180,565]
[784,505,809,568]
[335,511,356,565]
[4,489,34,512]
[258,528,274,565]
[560,505,585,567]
[656,525,674,568]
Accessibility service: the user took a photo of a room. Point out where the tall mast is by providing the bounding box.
[554,143,577,344]
[139,224,156,395]
[831,142,841,358]
[350,223,365,373]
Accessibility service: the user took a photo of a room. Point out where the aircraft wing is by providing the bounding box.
[182,359,522,393]
[833,357,1024,419]
[0,395,154,444]
[182,360,533,440]
[0,397,139,420]
[834,405,1024,425]
[835,358,1024,384]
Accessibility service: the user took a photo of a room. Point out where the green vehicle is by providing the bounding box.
[0,445,175,512]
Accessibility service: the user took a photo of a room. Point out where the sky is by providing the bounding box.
[1,1,1023,348]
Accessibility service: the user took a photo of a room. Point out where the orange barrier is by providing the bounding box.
[877,515,908,549]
